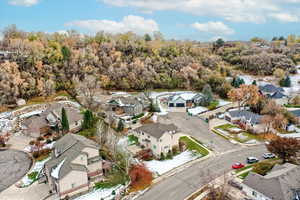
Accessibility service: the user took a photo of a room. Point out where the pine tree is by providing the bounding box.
[61,107,69,133]
[144,34,152,42]
[252,80,257,85]
[117,119,124,132]
[279,76,291,87]
[82,110,94,130]
[201,84,213,106]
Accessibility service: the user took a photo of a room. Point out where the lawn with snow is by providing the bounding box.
[218,99,231,107]
[144,151,200,176]
[18,157,50,187]
[74,185,124,200]
[188,107,208,116]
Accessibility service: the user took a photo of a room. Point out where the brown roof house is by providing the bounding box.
[132,123,184,158]
[42,134,103,199]
[22,103,83,137]
[242,163,300,200]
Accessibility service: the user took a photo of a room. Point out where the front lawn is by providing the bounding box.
[215,124,238,130]
[179,136,209,156]
[95,168,128,189]
[238,171,250,179]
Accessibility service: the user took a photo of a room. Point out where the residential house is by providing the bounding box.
[22,103,83,137]
[43,134,103,199]
[168,93,204,108]
[132,123,183,158]
[225,110,263,133]
[107,96,145,116]
[259,84,288,105]
[290,109,300,124]
[242,163,300,200]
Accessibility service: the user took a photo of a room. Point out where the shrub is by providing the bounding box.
[29,140,35,145]
[166,150,173,159]
[46,139,52,144]
[129,164,153,191]
[160,152,165,160]
[28,171,38,180]
[37,136,44,141]
[252,162,274,176]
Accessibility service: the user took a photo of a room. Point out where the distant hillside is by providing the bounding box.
[0,25,299,105]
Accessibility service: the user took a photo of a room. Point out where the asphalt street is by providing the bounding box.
[138,145,267,200]
[0,149,32,192]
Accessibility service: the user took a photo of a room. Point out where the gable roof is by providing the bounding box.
[290,109,300,117]
[259,84,284,93]
[271,91,287,99]
[134,123,179,139]
[108,96,141,107]
[45,134,100,180]
[169,93,198,102]
[243,163,300,200]
[228,110,262,124]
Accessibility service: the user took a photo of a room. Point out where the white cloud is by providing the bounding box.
[8,0,39,6]
[269,13,299,22]
[65,15,159,35]
[101,0,300,23]
[192,21,235,35]
[102,0,281,23]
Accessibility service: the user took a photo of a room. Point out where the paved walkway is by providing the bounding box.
[0,149,32,192]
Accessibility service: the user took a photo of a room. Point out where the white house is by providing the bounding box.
[132,123,184,158]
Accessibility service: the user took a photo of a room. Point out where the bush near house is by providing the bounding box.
[95,167,128,189]
[129,164,153,192]
[28,171,38,181]
[128,135,139,145]
[252,162,275,176]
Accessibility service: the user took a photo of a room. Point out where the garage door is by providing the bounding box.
[169,103,174,107]
[176,103,185,107]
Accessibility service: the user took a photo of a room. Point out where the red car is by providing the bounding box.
[232,162,245,169]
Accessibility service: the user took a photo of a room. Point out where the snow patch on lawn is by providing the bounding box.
[18,157,50,187]
[218,99,231,107]
[144,151,200,176]
[74,185,123,200]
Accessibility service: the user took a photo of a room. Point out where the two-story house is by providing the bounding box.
[132,123,183,158]
[42,134,102,199]
[242,163,300,200]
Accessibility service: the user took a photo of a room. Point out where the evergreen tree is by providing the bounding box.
[279,76,291,87]
[144,34,152,42]
[279,36,285,41]
[82,110,94,130]
[61,46,71,61]
[61,107,69,133]
[201,84,214,106]
[117,119,124,132]
[272,37,278,41]
[252,80,257,85]
[231,77,245,88]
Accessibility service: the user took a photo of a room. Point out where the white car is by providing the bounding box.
[263,153,276,159]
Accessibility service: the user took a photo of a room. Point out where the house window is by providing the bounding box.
[142,132,144,135]
[252,191,257,197]
[71,183,76,188]
[153,145,156,149]
[81,156,84,160]
[160,139,162,142]
[148,136,150,138]
[75,121,78,126]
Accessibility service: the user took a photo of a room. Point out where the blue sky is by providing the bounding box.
[1,0,300,41]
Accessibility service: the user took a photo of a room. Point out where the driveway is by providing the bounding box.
[0,149,32,192]
[158,112,238,153]
[137,145,267,200]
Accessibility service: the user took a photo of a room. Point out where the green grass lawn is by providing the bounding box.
[180,136,209,156]
[94,168,128,189]
[238,171,250,179]
[128,135,139,145]
[215,124,238,130]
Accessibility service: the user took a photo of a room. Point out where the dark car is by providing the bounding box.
[247,157,259,164]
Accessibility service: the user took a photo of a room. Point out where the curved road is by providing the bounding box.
[138,145,266,200]
[0,149,32,192]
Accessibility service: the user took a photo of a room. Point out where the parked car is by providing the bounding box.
[232,162,245,169]
[247,157,259,164]
[263,153,276,159]
[228,180,243,190]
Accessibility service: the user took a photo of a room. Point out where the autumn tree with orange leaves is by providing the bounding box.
[227,84,260,110]
[129,164,153,191]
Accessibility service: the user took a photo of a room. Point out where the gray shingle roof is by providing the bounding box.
[271,91,286,99]
[243,163,300,200]
[290,110,300,117]
[259,84,284,93]
[45,134,100,180]
[135,123,179,139]
[228,110,262,124]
